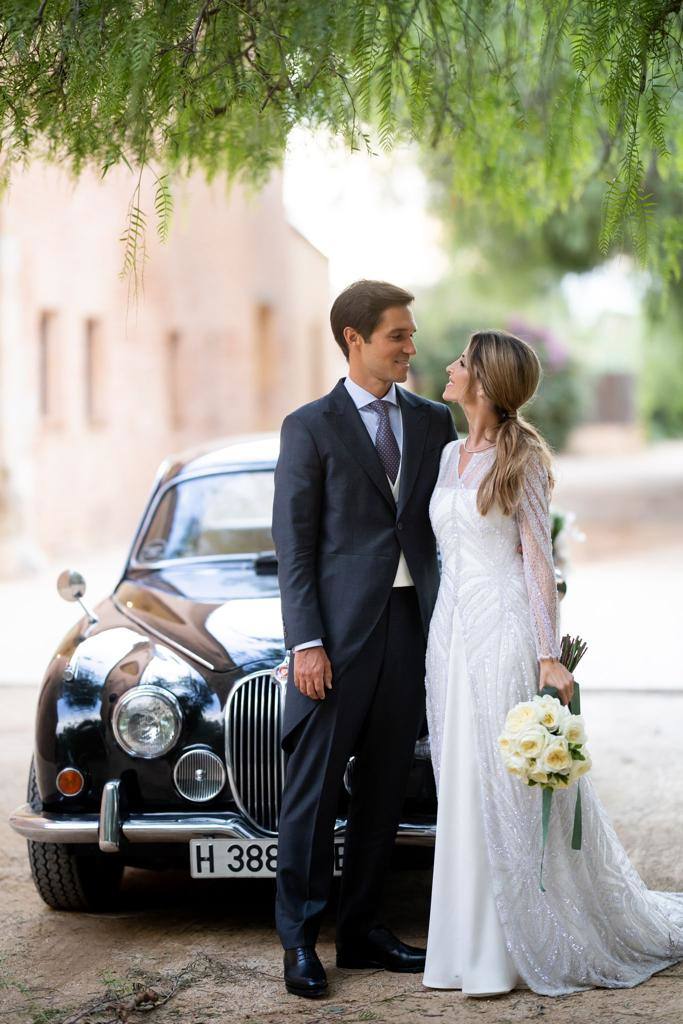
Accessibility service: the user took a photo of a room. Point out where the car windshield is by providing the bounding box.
[136,470,275,563]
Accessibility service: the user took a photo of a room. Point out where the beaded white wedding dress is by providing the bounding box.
[423,438,683,997]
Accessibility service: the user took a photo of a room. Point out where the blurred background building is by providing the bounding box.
[0,163,340,573]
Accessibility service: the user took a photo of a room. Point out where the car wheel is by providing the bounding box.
[26,758,124,912]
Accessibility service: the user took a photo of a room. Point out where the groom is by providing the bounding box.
[272,279,457,998]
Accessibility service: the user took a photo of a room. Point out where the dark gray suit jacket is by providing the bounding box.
[272,378,457,743]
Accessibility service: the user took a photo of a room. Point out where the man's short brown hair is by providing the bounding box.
[330,280,415,359]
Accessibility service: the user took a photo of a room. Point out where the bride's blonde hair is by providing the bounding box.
[464,330,555,516]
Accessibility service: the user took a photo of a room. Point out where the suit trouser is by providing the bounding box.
[275,587,426,949]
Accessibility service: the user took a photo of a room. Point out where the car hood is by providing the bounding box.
[113,565,285,673]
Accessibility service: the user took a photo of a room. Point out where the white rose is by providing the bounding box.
[505,753,531,781]
[516,726,549,759]
[557,703,573,727]
[539,737,572,775]
[528,766,549,785]
[569,753,592,783]
[505,701,541,735]
[561,715,587,746]
[497,731,519,757]
[533,694,563,732]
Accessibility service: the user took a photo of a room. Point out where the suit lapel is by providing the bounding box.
[323,380,396,510]
[396,386,429,515]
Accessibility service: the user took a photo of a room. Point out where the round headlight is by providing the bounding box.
[112,685,182,759]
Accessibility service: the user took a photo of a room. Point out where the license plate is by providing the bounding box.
[190,838,345,879]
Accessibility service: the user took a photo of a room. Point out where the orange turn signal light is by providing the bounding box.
[56,767,84,797]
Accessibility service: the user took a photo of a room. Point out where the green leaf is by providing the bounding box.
[154,173,174,244]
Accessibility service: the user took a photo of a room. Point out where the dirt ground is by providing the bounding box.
[2,684,683,1024]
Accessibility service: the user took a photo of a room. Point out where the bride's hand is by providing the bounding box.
[539,658,574,706]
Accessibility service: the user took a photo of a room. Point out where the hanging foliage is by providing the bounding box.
[0,1,681,276]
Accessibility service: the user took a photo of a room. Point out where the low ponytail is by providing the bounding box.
[465,331,555,517]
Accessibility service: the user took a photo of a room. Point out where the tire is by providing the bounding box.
[27,758,124,911]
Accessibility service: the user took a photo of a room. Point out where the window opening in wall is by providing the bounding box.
[38,311,56,420]
[168,330,183,430]
[255,304,276,427]
[84,318,105,426]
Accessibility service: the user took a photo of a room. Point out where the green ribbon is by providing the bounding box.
[539,787,552,893]
[571,782,582,850]
[569,682,582,851]
[537,682,583,892]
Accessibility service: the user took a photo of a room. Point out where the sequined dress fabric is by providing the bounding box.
[423,439,683,996]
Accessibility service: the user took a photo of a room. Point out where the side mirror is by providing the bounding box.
[56,569,99,626]
[57,570,87,602]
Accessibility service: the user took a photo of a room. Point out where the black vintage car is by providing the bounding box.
[9,435,439,911]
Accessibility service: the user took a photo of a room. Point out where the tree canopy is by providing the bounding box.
[1,1,682,275]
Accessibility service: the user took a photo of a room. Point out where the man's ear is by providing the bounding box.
[344,326,361,351]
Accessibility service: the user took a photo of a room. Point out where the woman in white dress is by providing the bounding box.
[423,329,683,997]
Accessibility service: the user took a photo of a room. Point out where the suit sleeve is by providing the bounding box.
[272,412,325,651]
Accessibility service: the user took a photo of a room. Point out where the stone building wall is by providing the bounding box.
[0,164,342,572]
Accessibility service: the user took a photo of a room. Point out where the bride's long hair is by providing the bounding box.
[464,330,555,516]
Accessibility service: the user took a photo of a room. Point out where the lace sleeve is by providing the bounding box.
[517,456,561,661]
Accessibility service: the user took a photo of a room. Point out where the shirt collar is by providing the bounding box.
[344,377,398,410]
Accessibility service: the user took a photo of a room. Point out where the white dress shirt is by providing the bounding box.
[344,376,404,454]
[293,377,415,652]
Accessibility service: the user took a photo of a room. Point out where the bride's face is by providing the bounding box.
[443,350,472,403]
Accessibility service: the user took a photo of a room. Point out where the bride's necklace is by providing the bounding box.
[463,438,496,453]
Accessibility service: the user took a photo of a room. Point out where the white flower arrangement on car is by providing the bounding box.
[498,635,590,891]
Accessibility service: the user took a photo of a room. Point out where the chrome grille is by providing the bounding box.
[173,748,226,802]
[225,670,285,835]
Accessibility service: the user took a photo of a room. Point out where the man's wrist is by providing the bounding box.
[292,639,323,652]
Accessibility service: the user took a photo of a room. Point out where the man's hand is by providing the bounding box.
[293,647,333,700]
[539,658,574,706]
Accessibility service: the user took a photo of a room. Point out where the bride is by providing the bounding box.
[423,329,683,997]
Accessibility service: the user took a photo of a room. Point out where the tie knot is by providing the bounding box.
[367,399,392,418]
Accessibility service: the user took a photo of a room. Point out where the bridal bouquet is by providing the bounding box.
[498,635,590,891]
[498,693,591,790]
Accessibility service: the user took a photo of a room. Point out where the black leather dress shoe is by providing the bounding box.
[336,925,426,973]
[283,946,328,998]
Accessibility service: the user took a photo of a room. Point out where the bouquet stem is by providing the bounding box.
[539,789,553,893]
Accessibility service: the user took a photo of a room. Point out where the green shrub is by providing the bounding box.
[640,326,683,439]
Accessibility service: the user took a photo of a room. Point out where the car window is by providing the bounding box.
[136,471,275,562]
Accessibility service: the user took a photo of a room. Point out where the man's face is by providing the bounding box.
[345,305,417,392]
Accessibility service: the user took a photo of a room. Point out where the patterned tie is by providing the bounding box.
[366,399,400,484]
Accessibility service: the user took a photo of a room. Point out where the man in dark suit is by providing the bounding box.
[272,279,457,998]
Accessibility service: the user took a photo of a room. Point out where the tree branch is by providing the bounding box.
[34,0,49,26]
[181,0,220,68]
[393,0,423,53]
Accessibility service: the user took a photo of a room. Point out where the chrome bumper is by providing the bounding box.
[10,783,436,852]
